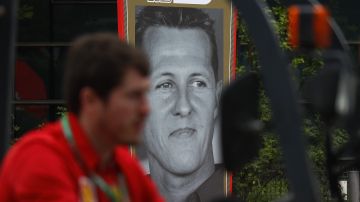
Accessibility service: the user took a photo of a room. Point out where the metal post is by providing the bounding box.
[348,171,360,202]
[0,0,17,160]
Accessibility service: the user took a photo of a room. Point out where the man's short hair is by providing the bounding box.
[64,32,150,114]
[135,6,219,81]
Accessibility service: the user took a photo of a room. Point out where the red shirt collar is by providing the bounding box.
[66,113,102,170]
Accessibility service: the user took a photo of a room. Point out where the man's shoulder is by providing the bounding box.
[114,147,164,202]
[1,121,68,173]
[10,121,64,152]
[0,121,80,201]
[114,146,143,171]
[114,146,151,185]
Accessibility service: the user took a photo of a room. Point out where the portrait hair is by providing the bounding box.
[63,32,150,115]
[135,6,219,81]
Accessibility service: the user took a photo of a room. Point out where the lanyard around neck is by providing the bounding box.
[61,114,128,202]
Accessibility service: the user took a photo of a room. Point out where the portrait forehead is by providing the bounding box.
[143,26,213,77]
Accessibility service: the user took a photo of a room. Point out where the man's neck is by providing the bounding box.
[149,149,215,202]
[78,114,116,168]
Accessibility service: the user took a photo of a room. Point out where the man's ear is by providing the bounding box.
[79,87,100,113]
[213,80,223,119]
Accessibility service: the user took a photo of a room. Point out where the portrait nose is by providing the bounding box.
[172,88,192,117]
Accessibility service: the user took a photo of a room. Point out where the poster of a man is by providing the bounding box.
[118,1,235,201]
[137,6,223,202]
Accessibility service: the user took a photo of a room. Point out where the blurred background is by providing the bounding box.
[9,0,360,201]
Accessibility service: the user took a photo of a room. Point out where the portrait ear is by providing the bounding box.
[213,80,223,119]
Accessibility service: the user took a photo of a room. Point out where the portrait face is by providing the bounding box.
[96,69,150,145]
[142,26,222,175]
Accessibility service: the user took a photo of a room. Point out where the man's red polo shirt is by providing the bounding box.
[0,114,164,202]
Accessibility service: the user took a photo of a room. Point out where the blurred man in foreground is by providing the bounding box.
[0,33,163,202]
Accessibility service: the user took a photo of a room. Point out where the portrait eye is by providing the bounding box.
[155,82,174,90]
[190,80,207,88]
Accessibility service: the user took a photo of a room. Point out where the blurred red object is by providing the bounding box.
[15,59,48,118]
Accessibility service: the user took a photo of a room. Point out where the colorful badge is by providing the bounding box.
[79,176,98,202]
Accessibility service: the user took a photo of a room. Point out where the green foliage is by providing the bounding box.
[11,114,21,133]
[233,1,349,201]
[56,106,68,117]
[234,133,287,201]
[18,4,34,20]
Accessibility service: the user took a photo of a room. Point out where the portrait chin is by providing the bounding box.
[147,137,209,175]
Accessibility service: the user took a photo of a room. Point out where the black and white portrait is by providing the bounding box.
[135,6,228,202]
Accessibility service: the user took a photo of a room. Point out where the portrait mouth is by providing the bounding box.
[169,128,196,138]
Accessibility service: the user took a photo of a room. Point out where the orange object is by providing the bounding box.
[288,4,331,49]
[288,5,300,48]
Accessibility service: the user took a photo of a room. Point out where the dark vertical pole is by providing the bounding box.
[348,171,360,202]
[0,0,17,160]
[49,0,56,121]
